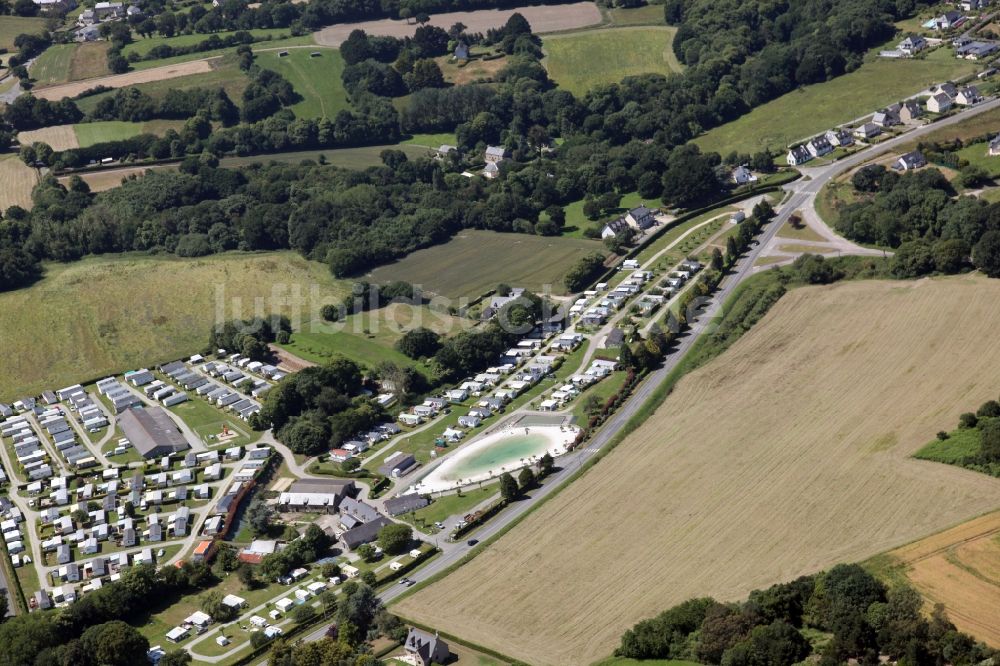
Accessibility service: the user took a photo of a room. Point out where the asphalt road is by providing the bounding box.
[284,98,1000,652]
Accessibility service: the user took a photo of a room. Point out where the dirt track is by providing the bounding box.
[32,59,214,100]
[314,2,602,46]
[395,275,1000,665]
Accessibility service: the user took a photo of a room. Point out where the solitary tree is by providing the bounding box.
[499,472,519,502]
[518,467,536,490]
[377,523,413,555]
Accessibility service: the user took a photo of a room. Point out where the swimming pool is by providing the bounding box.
[410,425,578,493]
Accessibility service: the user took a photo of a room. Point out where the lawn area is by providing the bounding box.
[0,251,349,402]
[570,370,628,424]
[404,485,499,531]
[126,33,315,70]
[219,143,429,169]
[31,44,75,85]
[256,47,349,118]
[815,177,863,229]
[954,141,1000,178]
[0,16,47,50]
[776,216,827,242]
[367,230,605,299]
[73,119,185,147]
[557,190,666,239]
[278,304,472,374]
[606,4,665,26]
[74,56,250,115]
[694,51,979,155]
[914,427,982,464]
[543,26,680,97]
[168,396,260,448]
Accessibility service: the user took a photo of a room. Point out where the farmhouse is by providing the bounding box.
[601,218,630,239]
[872,109,899,127]
[931,10,964,30]
[896,151,927,171]
[117,407,191,458]
[732,165,756,184]
[484,146,508,163]
[404,628,450,666]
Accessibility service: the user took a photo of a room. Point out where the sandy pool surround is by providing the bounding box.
[410,424,579,493]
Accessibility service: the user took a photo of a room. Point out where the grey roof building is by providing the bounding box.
[384,494,430,516]
[118,407,191,458]
[404,628,450,666]
[341,516,392,550]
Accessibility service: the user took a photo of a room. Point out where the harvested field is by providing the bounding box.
[0,154,38,210]
[366,230,604,299]
[56,164,177,192]
[882,511,1000,646]
[395,276,1000,666]
[19,124,79,151]
[70,42,111,80]
[0,252,349,401]
[314,2,601,46]
[32,58,215,100]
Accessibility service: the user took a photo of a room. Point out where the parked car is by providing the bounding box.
[467,539,479,547]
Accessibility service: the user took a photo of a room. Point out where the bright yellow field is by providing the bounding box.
[396,276,1000,665]
[0,155,38,210]
[0,252,349,401]
[884,511,1000,647]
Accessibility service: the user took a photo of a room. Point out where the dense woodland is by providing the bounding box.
[834,167,1000,278]
[616,564,996,666]
[0,0,935,292]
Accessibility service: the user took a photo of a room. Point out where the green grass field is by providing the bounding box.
[0,16,47,51]
[543,26,681,97]
[74,57,250,114]
[256,47,349,118]
[168,396,259,448]
[278,304,472,374]
[954,141,1000,178]
[405,485,499,530]
[122,29,300,58]
[914,428,983,464]
[694,49,979,155]
[558,190,666,238]
[73,119,184,147]
[125,33,315,70]
[367,230,605,299]
[0,252,349,402]
[219,143,429,170]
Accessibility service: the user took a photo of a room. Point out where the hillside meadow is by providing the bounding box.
[366,230,604,299]
[694,48,978,154]
[395,275,1000,665]
[0,252,349,401]
[255,47,350,118]
[0,15,46,51]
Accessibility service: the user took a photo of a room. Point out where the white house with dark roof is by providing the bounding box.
[896,150,927,171]
[806,135,834,157]
[955,85,982,105]
[785,145,812,166]
[853,122,880,140]
[897,35,928,55]
[988,135,1000,156]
